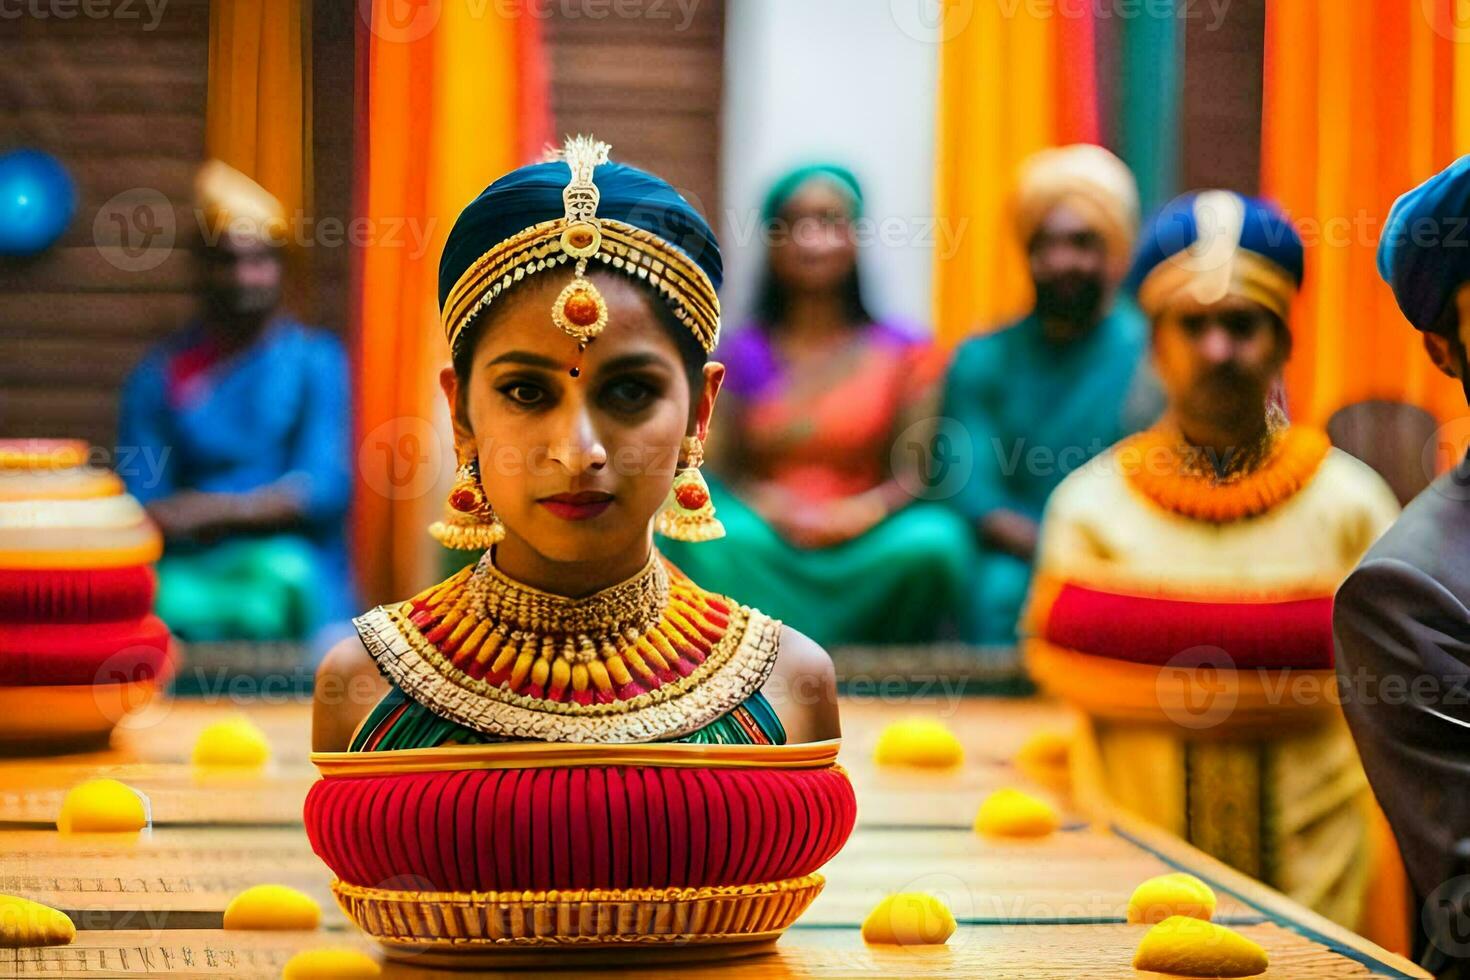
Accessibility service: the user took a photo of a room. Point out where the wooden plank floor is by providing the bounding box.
[0,696,1429,978]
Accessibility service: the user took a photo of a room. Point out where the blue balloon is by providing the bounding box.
[0,149,77,256]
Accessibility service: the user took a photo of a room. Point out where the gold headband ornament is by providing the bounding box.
[440,135,720,378]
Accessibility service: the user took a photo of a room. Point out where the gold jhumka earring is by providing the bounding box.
[429,439,506,551]
[654,435,725,543]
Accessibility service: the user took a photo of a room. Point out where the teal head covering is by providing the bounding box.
[759,163,864,225]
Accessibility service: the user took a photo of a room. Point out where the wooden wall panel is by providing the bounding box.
[0,0,209,451]
[544,0,725,228]
[1181,0,1265,195]
[0,0,356,453]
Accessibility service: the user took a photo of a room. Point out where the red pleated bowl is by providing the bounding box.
[306,740,856,967]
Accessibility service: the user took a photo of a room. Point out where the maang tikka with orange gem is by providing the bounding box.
[433,134,725,545]
[549,136,611,376]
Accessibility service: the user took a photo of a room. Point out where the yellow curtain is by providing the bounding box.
[1263,1,1470,430]
[354,0,550,604]
[205,0,311,226]
[931,1,1097,346]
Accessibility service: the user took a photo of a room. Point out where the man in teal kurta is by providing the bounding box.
[941,145,1160,644]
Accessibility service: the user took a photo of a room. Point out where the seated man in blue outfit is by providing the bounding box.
[118,160,355,649]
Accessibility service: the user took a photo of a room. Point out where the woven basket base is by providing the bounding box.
[332,873,824,966]
[377,935,781,969]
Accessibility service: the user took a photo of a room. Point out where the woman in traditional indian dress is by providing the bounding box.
[313,141,840,754]
[305,139,854,965]
[657,164,975,648]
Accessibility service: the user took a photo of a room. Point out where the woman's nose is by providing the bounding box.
[546,405,608,473]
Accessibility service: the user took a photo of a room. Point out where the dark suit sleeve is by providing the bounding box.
[1335,558,1470,970]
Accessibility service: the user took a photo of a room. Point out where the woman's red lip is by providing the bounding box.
[539,492,614,504]
[537,493,614,521]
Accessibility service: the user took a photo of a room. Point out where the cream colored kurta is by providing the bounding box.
[1025,444,1399,927]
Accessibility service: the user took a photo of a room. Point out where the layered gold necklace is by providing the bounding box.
[355,547,782,742]
[461,550,671,667]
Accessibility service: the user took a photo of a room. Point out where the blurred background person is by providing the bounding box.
[939,145,1159,646]
[117,161,355,651]
[658,164,974,648]
[1025,191,1399,927]
[1337,155,1470,980]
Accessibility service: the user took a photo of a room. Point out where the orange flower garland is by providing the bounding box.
[1119,425,1332,523]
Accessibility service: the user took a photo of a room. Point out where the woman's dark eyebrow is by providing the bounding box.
[483,351,566,371]
[593,352,668,375]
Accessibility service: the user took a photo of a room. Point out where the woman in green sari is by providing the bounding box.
[657,165,974,648]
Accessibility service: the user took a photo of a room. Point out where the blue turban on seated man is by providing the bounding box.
[1127,190,1304,324]
[1378,154,1470,335]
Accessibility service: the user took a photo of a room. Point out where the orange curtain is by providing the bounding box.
[932,2,1098,346]
[205,0,312,226]
[1263,0,1469,430]
[353,0,551,605]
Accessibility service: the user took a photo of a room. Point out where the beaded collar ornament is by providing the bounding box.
[353,551,783,743]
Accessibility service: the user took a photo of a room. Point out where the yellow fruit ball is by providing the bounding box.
[222,884,320,931]
[192,716,271,769]
[1133,915,1269,978]
[861,892,957,946]
[873,718,963,769]
[0,894,75,948]
[282,947,381,979]
[973,788,1059,838]
[1128,872,1217,925]
[1015,729,1071,789]
[56,779,148,833]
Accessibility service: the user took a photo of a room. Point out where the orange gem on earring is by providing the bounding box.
[654,436,724,543]
[674,481,709,510]
[449,485,480,513]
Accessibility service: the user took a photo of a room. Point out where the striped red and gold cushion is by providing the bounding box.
[0,615,172,686]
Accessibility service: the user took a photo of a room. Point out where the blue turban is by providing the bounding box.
[1127,190,1304,324]
[1378,154,1470,333]
[438,154,723,359]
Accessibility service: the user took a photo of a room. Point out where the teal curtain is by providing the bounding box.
[1116,2,1182,214]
